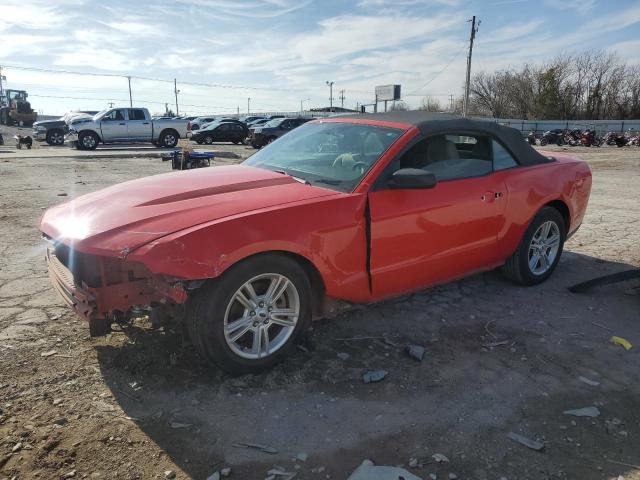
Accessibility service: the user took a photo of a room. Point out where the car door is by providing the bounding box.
[127,109,152,141]
[215,123,230,142]
[100,109,128,141]
[367,132,511,299]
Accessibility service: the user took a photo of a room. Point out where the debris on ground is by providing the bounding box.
[169,421,192,429]
[363,370,388,383]
[507,432,545,451]
[220,467,231,477]
[610,336,633,350]
[406,345,426,361]
[206,472,220,480]
[448,473,458,480]
[164,470,176,479]
[40,349,57,357]
[232,442,278,454]
[605,418,624,435]
[408,457,419,467]
[563,406,601,418]
[578,376,601,387]
[295,452,308,462]
[337,352,350,360]
[266,467,297,479]
[432,453,449,463]
[347,459,423,480]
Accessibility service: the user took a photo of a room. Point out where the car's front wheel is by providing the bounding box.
[501,206,565,285]
[46,129,65,146]
[186,254,311,374]
[78,131,99,150]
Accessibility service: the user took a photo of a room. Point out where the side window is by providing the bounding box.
[218,124,230,131]
[128,109,146,121]
[103,109,125,121]
[398,133,492,181]
[492,140,518,170]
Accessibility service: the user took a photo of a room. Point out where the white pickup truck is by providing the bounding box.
[65,107,189,150]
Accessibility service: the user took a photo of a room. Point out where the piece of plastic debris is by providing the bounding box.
[507,432,545,451]
[563,406,601,418]
[578,376,600,387]
[432,453,449,463]
[40,350,57,357]
[220,468,231,477]
[407,345,426,362]
[363,370,388,383]
[169,421,192,429]
[347,459,423,480]
[206,472,220,480]
[610,336,632,350]
[295,452,308,462]
[232,442,278,454]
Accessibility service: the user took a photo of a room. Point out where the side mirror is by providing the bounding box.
[388,168,437,189]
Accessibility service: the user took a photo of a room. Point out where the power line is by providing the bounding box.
[408,44,467,95]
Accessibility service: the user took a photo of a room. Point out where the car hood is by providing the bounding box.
[40,165,338,256]
[34,119,64,128]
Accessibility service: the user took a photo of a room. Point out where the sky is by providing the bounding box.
[1,0,639,116]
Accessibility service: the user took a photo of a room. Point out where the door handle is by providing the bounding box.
[481,191,503,202]
[494,192,503,199]
[142,122,150,125]
[119,123,126,125]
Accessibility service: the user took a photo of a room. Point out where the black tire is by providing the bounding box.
[203,135,213,145]
[501,206,566,286]
[160,130,179,148]
[78,131,99,150]
[540,137,548,146]
[556,137,564,146]
[232,140,240,144]
[46,129,65,146]
[186,254,312,374]
[196,140,203,145]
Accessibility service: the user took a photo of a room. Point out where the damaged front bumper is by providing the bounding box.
[65,131,79,144]
[45,241,188,335]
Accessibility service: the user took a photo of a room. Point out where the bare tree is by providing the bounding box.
[418,96,442,112]
[388,101,409,111]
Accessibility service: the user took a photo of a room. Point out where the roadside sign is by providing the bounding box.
[375,84,401,101]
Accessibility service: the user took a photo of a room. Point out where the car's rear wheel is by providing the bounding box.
[540,138,548,146]
[160,130,179,148]
[501,206,565,285]
[186,254,311,374]
[203,135,213,145]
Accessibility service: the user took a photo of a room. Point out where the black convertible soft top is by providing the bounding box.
[337,111,553,166]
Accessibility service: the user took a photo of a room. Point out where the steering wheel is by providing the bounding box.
[351,161,369,174]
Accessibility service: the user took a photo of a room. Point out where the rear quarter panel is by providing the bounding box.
[499,153,592,257]
[128,192,371,303]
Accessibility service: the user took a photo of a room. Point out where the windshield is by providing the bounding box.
[244,121,403,192]
[264,119,283,128]
[93,109,109,120]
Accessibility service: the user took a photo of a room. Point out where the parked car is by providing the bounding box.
[41,112,592,373]
[32,111,97,146]
[249,117,311,148]
[200,118,247,130]
[189,116,217,131]
[65,107,188,150]
[247,118,269,128]
[190,121,248,144]
[240,116,266,124]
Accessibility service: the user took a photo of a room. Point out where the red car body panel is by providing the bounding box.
[40,117,592,323]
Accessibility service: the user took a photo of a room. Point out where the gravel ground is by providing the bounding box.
[0,143,639,480]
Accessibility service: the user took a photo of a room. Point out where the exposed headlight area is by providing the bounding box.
[53,215,91,240]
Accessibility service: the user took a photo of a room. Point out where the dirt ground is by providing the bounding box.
[0,140,639,480]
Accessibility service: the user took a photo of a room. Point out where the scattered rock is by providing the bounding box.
[507,432,544,451]
[53,417,68,426]
[578,376,600,387]
[11,442,22,453]
[432,453,449,463]
[347,459,423,480]
[40,350,57,357]
[232,442,278,454]
[363,370,388,383]
[63,471,76,479]
[605,418,623,435]
[407,345,426,362]
[563,406,600,418]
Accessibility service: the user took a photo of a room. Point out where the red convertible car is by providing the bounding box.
[41,112,592,373]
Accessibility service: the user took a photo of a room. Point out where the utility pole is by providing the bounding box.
[108,101,115,108]
[339,89,345,109]
[0,66,4,100]
[174,79,179,116]
[449,94,454,112]
[127,76,133,107]
[247,97,250,114]
[326,81,334,112]
[463,15,479,117]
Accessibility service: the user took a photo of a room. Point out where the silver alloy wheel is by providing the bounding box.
[164,134,177,147]
[223,273,300,360]
[50,131,63,145]
[528,220,561,275]
[82,134,96,148]
[204,136,213,144]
